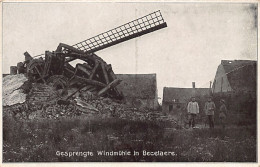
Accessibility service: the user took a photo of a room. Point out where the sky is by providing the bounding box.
[2,2,257,101]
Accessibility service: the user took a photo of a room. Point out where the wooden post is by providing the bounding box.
[106,64,117,80]
[24,52,33,63]
[10,66,17,75]
[89,61,99,79]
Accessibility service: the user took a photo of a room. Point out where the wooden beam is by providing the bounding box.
[65,85,87,100]
[76,64,91,76]
[101,62,109,84]
[97,79,122,96]
[73,75,107,88]
[34,66,46,84]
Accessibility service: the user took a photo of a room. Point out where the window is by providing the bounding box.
[172,99,179,103]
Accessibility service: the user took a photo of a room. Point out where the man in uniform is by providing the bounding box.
[204,96,216,128]
[187,97,199,128]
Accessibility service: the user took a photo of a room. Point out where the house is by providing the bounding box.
[162,82,210,114]
[116,74,159,110]
[212,60,257,113]
[212,60,256,94]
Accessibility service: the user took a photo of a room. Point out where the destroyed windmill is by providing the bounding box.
[17,10,167,100]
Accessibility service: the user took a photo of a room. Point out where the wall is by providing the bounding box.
[116,74,159,110]
[124,97,159,110]
[213,91,256,114]
[212,91,256,125]
[162,101,184,114]
[212,64,232,93]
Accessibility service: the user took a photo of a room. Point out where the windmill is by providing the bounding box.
[19,10,167,100]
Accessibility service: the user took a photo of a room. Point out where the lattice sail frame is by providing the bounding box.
[72,10,167,54]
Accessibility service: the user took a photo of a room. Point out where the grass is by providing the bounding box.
[3,114,256,162]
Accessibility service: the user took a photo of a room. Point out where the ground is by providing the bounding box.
[3,113,256,162]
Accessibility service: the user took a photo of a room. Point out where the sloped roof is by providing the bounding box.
[163,87,210,103]
[221,60,256,92]
[116,74,157,99]
[221,60,256,74]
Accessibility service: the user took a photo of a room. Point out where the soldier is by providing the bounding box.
[187,97,199,128]
[204,96,216,128]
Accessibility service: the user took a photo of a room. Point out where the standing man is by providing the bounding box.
[204,96,216,128]
[187,97,199,128]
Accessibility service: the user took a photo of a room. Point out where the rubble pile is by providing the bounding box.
[3,92,177,125]
[3,75,177,124]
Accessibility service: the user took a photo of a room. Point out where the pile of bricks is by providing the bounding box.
[27,83,58,105]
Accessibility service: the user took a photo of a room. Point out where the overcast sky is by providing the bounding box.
[3,2,257,100]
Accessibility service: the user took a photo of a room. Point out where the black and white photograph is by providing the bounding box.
[2,1,258,163]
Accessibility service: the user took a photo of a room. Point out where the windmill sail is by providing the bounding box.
[72,10,167,54]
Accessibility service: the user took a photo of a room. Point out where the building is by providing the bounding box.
[212,60,257,114]
[116,74,159,110]
[212,60,256,94]
[162,82,210,114]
